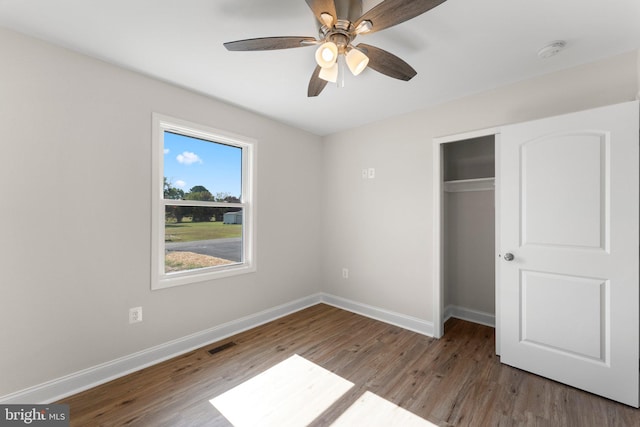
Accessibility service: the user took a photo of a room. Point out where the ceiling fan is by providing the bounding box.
[223,0,447,97]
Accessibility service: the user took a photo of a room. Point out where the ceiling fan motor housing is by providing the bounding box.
[322,23,354,53]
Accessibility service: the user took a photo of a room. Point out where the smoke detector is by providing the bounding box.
[537,41,566,59]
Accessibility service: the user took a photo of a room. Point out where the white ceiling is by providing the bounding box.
[1,0,639,135]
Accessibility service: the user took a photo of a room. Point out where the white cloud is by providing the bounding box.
[175,180,186,188]
[176,151,202,165]
[164,148,170,155]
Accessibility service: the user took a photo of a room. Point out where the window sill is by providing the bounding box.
[152,263,256,290]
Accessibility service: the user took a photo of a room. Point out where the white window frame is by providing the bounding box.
[151,113,257,290]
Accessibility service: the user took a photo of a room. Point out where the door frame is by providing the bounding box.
[432,127,499,348]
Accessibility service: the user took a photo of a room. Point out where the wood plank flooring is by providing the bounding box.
[58,304,640,426]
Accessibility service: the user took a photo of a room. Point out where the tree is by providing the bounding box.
[185,185,214,222]
[189,185,209,194]
[164,178,186,222]
[215,192,240,203]
[163,177,185,200]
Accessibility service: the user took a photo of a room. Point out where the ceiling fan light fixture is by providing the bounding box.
[319,63,338,83]
[320,12,334,27]
[315,42,338,68]
[346,48,369,76]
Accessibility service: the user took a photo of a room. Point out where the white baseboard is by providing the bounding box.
[320,294,434,337]
[0,294,323,404]
[0,293,433,404]
[444,305,495,328]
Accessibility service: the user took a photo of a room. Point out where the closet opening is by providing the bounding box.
[433,129,497,346]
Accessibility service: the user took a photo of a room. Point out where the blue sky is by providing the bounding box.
[163,131,242,198]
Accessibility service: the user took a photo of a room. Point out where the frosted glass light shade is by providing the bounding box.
[346,48,369,76]
[318,63,338,83]
[320,12,334,27]
[315,42,338,68]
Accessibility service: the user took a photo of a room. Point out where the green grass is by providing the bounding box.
[165,220,241,242]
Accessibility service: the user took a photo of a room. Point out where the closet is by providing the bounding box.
[433,100,639,407]
[442,135,495,328]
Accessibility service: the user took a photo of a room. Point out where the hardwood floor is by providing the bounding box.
[59,304,640,426]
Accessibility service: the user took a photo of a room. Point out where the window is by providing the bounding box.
[152,113,256,289]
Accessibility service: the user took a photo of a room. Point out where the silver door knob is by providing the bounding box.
[504,253,514,261]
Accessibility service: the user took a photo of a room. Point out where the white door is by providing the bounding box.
[498,101,639,407]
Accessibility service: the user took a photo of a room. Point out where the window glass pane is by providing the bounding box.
[163,131,242,202]
[164,206,243,274]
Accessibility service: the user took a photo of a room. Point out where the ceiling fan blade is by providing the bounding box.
[305,0,338,27]
[357,43,417,81]
[224,36,317,51]
[354,0,447,34]
[308,66,329,97]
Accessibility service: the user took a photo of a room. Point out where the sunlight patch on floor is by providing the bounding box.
[210,354,354,427]
[210,354,438,426]
[330,391,437,427]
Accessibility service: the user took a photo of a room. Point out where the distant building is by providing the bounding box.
[223,211,242,224]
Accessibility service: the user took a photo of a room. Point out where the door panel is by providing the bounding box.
[499,101,639,407]
[520,271,606,361]
[521,132,606,249]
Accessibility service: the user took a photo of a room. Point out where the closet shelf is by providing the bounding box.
[444,177,495,193]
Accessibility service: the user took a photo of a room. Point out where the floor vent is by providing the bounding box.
[208,341,237,355]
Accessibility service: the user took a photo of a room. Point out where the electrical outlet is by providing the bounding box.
[368,168,375,179]
[129,306,143,324]
[342,268,349,279]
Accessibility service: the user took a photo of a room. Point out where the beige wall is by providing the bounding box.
[0,28,323,396]
[321,50,639,321]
